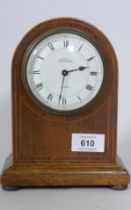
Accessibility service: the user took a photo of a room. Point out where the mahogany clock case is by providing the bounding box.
[1,18,130,190]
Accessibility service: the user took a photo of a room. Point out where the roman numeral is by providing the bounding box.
[86,84,94,91]
[33,70,40,74]
[47,93,53,101]
[48,42,55,50]
[36,55,44,60]
[36,83,43,90]
[77,96,82,103]
[87,56,95,62]
[78,44,84,52]
[90,71,97,76]
[62,97,67,105]
[64,40,69,48]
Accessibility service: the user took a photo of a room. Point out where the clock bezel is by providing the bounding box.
[22,28,105,115]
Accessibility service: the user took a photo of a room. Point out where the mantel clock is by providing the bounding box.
[1,18,130,190]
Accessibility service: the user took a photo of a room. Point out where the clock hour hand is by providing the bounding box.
[68,66,89,73]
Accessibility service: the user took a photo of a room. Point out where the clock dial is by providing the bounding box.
[26,32,104,111]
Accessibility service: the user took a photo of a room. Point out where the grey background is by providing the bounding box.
[0,0,131,209]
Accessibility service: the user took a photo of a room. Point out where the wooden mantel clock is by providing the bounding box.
[1,17,130,190]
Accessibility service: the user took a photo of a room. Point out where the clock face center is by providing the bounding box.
[40,49,88,97]
[62,70,68,76]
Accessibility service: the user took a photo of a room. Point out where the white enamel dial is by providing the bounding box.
[26,32,104,111]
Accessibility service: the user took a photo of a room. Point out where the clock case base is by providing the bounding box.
[1,154,130,190]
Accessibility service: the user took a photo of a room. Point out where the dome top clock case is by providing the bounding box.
[1,17,130,190]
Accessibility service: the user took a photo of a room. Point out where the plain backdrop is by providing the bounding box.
[0,0,131,209]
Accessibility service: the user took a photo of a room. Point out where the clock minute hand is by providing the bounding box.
[68,66,89,73]
[58,74,66,105]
